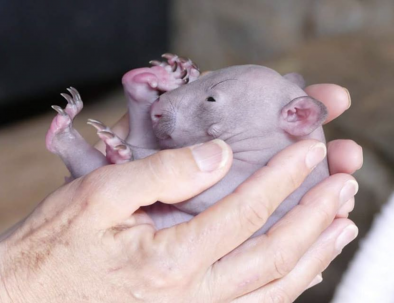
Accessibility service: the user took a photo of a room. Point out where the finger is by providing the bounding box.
[337,197,355,218]
[305,84,351,124]
[235,219,358,303]
[328,140,363,174]
[164,140,327,268]
[209,173,358,300]
[94,113,129,153]
[83,139,233,228]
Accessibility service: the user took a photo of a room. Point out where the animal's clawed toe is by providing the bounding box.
[87,119,133,164]
[59,87,84,119]
[51,105,66,116]
[148,53,200,87]
[87,119,107,131]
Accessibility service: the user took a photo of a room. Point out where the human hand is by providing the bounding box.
[1,134,360,302]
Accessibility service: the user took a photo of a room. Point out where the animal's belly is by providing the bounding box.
[145,159,329,235]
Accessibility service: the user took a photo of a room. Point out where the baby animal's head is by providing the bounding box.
[151,65,327,148]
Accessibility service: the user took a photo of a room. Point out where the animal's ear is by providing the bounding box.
[283,72,306,89]
[208,123,222,137]
[279,96,328,137]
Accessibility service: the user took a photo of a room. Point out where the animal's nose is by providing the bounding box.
[151,101,163,123]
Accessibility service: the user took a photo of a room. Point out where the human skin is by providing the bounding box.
[0,84,362,303]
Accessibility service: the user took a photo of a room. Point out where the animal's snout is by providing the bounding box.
[151,101,163,123]
[150,99,176,139]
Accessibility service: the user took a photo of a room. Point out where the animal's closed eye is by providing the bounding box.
[206,96,216,102]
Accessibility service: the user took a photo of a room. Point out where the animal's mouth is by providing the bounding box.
[152,114,176,139]
[158,137,177,149]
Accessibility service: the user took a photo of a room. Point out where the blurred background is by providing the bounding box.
[0,0,393,302]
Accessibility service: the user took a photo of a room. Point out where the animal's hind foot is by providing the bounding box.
[46,87,84,154]
[87,119,133,164]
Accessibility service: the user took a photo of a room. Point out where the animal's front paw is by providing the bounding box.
[151,53,200,87]
[46,87,83,153]
[122,54,200,104]
[87,119,133,164]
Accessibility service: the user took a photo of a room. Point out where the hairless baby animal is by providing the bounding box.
[46,54,329,235]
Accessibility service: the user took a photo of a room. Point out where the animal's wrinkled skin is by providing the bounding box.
[46,54,329,235]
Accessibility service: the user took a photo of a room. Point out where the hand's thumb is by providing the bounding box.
[84,139,232,225]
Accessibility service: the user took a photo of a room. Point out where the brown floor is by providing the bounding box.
[0,90,126,233]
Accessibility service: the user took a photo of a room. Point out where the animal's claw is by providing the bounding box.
[180,69,188,79]
[89,119,133,164]
[67,87,80,102]
[97,130,115,139]
[172,61,178,72]
[162,53,177,60]
[178,56,189,63]
[114,144,127,150]
[191,62,199,71]
[51,105,66,116]
[60,93,75,105]
[150,60,163,66]
[87,119,106,131]
[69,87,81,101]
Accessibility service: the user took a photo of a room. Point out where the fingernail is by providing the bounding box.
[342,87,351,109]
[191,139,229,172]
[307,274,323,289]
[356,144,363,171]
[335,225,358,253]
[339,180,358,207]
[305,143,327,169]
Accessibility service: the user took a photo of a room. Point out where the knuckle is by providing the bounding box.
[75,166,113,207]
[238,198,271,234]
[272,249,297,278]
[78,166,108,193]
[313,198,335,226]
[139,240,196,289]
[148,150,180,182]
[284,168,302,190]
[148,259,192,288]
[265,287,292,303]
[311,252,331,272]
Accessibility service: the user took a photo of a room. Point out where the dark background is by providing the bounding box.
[0,0,169,124]
[1,1,393,302]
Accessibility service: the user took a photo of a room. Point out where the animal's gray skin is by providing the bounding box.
[46,55,329,235]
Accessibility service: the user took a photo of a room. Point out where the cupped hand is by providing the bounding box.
[1,141,360,302]
[0,83,363,302]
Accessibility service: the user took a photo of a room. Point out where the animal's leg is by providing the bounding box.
[46,88,108,178]
[87,119,133,164]
[122,54,200,149]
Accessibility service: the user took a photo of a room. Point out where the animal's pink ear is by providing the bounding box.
[279,96,327,137]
